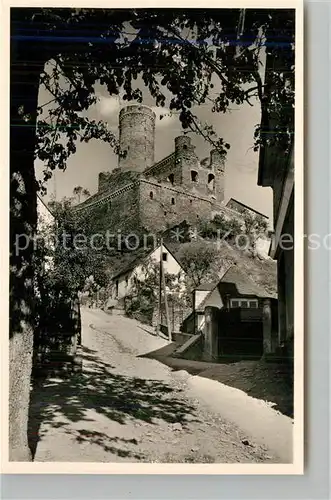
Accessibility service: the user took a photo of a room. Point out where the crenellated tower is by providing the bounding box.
[118,104,156,173]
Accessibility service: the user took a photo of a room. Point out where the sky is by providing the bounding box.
[35,69,273,222]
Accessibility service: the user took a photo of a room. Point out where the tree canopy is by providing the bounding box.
[12,7,295,193]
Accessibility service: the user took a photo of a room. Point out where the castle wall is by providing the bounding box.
[139,179,214,233]
[75,182,142,238]
[98,170,140,194]
[144,153,179,184]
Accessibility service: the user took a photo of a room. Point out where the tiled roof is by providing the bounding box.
[195,289,214,313]
[219,265,271,298]
[195,282,219,291]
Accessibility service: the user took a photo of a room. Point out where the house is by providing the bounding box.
[110,242,186,301]
[37,194,56,272]
[181,282,218,335]
[255,32,295,364]
[109,242,189,332]
[258,143,294,359]
[182,265,278,361]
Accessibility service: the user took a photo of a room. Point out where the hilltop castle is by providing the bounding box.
[74,104,267,236]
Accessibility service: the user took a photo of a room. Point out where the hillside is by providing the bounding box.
[167,239,277,298]
[101,235,277,299]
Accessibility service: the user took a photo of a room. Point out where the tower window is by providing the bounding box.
[171,197,175,205]
[208,173,215,191]
[168,174,174,185]
[191,170,199,183]
[149,191,153,199]
[162,252,168,262]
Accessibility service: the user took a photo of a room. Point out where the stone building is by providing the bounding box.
[258,142,294,357]
[181,265,278,361]
[73,104,238,237]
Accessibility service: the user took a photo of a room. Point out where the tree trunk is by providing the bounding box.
[9,22,45,460]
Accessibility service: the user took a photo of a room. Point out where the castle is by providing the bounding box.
[73,104,267,237]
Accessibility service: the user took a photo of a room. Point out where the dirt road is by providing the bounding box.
[29,308,282,463]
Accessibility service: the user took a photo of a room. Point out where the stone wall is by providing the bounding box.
[98,169,140,194]
[144,137,225,205]
[139,179,215,233]
[77,182,142,239]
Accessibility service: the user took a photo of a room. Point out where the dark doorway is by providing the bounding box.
[217,309,263,360]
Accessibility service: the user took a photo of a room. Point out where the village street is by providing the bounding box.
[28,308,291,464]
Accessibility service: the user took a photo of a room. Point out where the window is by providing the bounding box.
[171,197,175,205]
[208,173,215,191]
[162,252,168,262]
[149,191,153,199]
[168,174,174,185]
[249,301,258,308]
[190,199,192,204]
[191,170,199,182]
[230,298,258,309]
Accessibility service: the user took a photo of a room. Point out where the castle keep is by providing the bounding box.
[73,104,256,236]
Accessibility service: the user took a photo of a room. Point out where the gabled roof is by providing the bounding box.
[37,194,56,219]
[111,250,150,280]
[218,265,272,298]
[111,242,185,281]
[195,289,214,313]
[226,198,268,219]
[195,282,219,292]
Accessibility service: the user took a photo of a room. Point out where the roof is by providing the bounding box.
[218,265,272,298]
[195,282,219,292]
[111,242,184,280]
[226,198,268,219]
[37,194,56,218]
[111,250,151,280]
[195,289,214,313]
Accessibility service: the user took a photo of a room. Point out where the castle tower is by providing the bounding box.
[174,135,200,187]
[118,105,156,173]
[209,149,225,203]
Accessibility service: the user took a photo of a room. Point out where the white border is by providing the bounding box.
[0,0,304,475]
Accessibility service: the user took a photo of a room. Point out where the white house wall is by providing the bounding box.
[113,246,185,300]
[37,196,55,231]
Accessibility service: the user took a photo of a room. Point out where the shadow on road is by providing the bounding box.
[28,345,195,460]
[142,346,293,418]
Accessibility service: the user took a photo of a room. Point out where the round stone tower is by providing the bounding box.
[118,104,156,173]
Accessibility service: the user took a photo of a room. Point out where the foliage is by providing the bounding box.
[73,185,91,204]
[176,241,220,288]
[198,213,242,240]
[45,197,110,293]
[10,8,294,192]
[198,210,268,256]
[241,209,268,254]
[125,258,186,323]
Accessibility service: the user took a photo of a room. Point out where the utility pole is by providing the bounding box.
[158,238,172,342]
[156,240,162,336]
